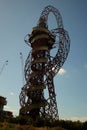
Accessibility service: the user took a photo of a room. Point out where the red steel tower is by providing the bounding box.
[19,5,70,121]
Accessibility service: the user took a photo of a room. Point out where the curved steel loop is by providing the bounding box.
[39,5,63,28]
[38,5,70,76]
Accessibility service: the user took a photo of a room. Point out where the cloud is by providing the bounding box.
[61,116,87,122]
[10,109,18,116]
[10,92,14,96]
[69,116,87,122]
[4,105,18,116]
[58,68,66,75]
[4,106,10,109]
[52,67,67,75]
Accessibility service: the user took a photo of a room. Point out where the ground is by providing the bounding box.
[0,122,66,130]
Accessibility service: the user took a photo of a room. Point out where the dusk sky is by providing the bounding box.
[0,0,87,122]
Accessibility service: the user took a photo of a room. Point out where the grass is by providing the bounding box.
[0,122,20,130]
[0,122,66,130]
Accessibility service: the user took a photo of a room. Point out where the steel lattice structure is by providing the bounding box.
[19,5,70,120]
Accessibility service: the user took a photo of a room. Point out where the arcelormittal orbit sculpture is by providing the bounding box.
[19,5,70,121]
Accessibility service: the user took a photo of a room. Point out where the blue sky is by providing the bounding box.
[0,0,87,122]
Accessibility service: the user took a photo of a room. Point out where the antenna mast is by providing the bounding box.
[0,60,8,76]
[20,52,24,86]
